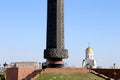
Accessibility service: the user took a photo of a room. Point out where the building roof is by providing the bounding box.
[8,62,40,68]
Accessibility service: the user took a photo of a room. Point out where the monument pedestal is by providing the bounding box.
[48,60,64,68]
[44,48,68,68]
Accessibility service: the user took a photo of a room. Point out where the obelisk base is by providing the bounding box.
[44,49,68,68]
[47,60,64,68]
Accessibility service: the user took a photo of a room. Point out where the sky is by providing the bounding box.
[0,0,120,67]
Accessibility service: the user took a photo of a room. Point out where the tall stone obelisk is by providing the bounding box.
[44,0,68,68]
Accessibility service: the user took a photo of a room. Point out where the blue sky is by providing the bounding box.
[0,0,120,67]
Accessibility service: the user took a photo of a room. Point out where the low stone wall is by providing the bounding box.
[42,68,89,73]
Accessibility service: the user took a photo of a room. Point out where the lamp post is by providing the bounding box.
[39,62,41,80]
[3,62,7,68]
[113,63,115,69]
[113,63,117,80]
[3,62,8,72]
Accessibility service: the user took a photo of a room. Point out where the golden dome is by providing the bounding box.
[86,46,93,53]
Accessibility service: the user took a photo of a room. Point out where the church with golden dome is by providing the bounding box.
[82,44,97,68]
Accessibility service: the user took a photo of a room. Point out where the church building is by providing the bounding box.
[82,45,97,68]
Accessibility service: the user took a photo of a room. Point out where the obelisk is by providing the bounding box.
[44,0,68,68]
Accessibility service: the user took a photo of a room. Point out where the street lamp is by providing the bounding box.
[3,62,7,68]
[39,62,41,80]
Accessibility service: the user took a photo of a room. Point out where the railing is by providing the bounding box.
[91,69,120,80]
[90,69,109,79]
[22,69,42,80]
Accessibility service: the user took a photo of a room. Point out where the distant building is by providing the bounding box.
[6,62,41,80]
[82,45,97,68]
[7,62,40,68]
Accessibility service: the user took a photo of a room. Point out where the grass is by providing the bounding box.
[35,72,105,80]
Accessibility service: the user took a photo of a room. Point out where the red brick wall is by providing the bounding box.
[6,68,18,80]
[18,68,36,80]
[43,68,89,73]
[6,68,36,80]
